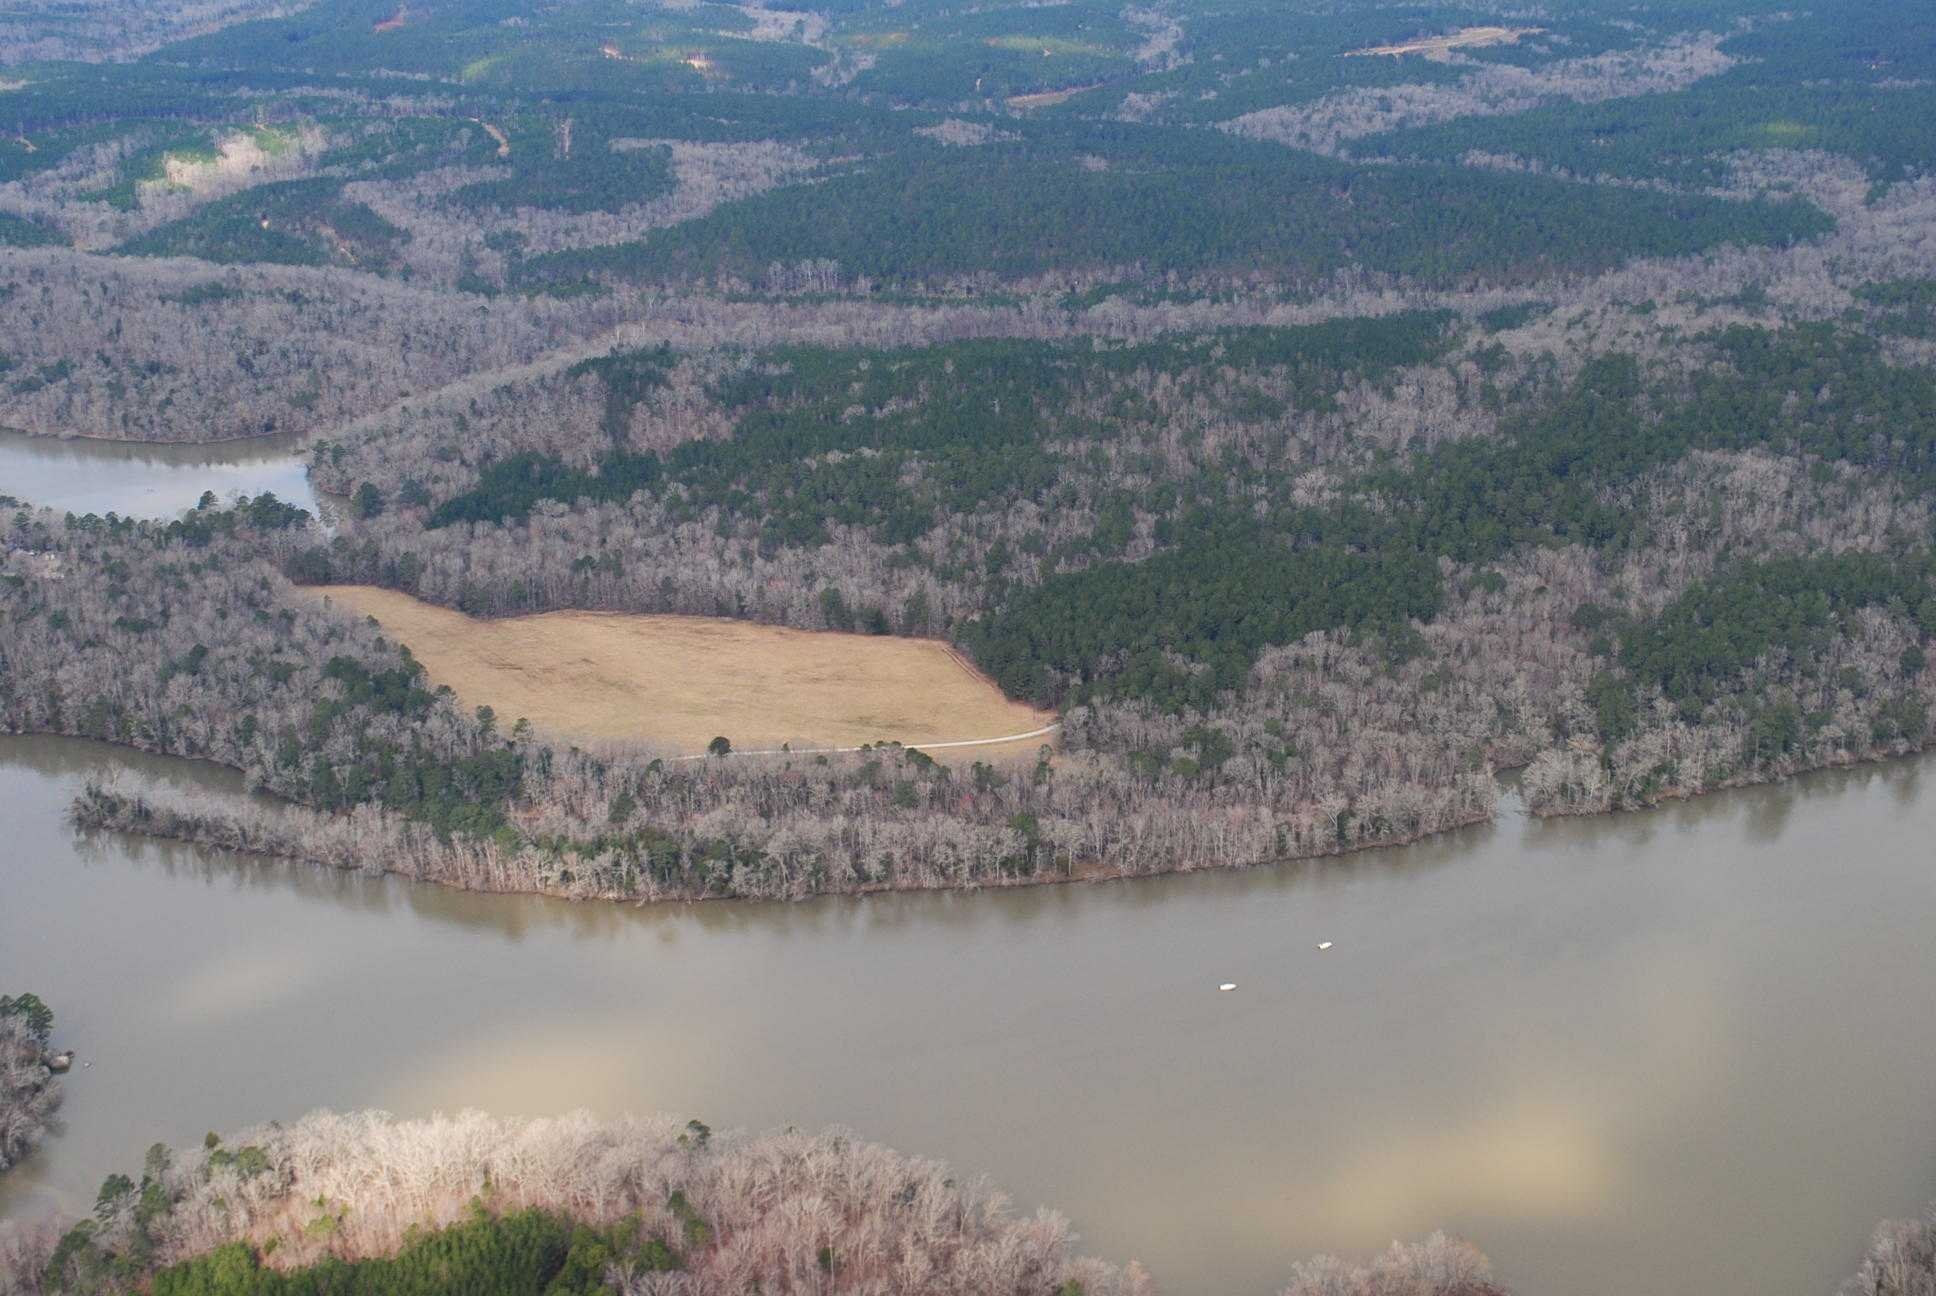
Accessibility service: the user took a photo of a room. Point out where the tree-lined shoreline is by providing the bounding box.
[0,993,63,1179]
[0,1107,1928,1295]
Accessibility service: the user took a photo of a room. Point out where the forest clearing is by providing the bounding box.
[1346,26,1544,59]
[311,585,1054,759]
[1006,83,1103,110]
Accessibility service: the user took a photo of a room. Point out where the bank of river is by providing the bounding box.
[0,427,321,519]
[3,733,1934,1294]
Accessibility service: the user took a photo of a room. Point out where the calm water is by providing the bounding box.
[3,733,1934,1294]
[0,428,320,519]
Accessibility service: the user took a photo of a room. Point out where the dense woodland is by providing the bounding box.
[13,295,1936,899]
[0,1106,1518,1296]
[0,0,1931,892]
[3,494,1494,899]
[0,994,62,1177]
[0,0,1893,448]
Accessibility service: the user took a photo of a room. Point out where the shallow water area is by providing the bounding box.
[4,735,1936,1294]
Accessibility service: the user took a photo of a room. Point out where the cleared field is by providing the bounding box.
[310,586,1056,759]
[1346,25,1543,58]
[1006,83,1104,110]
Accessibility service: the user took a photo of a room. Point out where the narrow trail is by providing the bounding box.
[670,722,1062,762]
[467,118,511,158]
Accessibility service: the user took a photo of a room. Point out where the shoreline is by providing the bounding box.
[22,723,1930,910]
[0,423,314,450]
[62,775,1497,906]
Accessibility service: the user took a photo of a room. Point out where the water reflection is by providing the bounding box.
[4,734,1936,1296]
[0,427,321,520]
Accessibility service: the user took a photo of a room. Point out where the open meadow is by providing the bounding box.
[313,585,1055,760]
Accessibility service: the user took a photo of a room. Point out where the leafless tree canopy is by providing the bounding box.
[0,1108,1153,1296]
[0,2,1931,906]
[0,0,315,64]
[1278,1233,1507,1296]
[1842,1203,1936,1296]
[0,1005,61,1176]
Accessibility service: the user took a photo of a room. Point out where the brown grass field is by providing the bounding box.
[310,586,1057,760]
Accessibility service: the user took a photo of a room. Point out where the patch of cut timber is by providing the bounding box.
[309,586,1055,761]
[1006,83,1103,110]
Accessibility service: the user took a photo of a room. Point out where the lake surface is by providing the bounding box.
[4,732,1934,1294]
[0,428,321,520]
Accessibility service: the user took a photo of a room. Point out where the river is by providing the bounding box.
[3,433,1935,1293]
[3,733,1935,1294]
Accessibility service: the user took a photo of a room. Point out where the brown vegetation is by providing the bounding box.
[309,585,1054,758]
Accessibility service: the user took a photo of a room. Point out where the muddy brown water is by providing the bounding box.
[4,732,1935,1294]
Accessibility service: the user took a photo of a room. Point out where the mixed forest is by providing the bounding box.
[4,0,1936,899]
[3,0,1936,1289]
